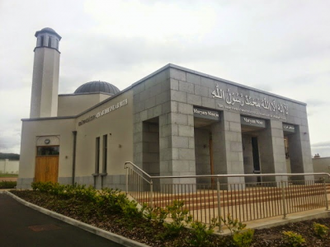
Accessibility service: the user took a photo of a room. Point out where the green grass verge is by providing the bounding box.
[0,173,18,178]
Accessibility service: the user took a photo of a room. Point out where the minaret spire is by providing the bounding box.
[30,27,61,118]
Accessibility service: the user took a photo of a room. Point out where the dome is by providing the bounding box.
[74,81,120,95]
[35,27,61,39]
[41,27,56,32]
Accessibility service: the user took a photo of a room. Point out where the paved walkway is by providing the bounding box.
[218,193,330,234]
[0,193,124,247]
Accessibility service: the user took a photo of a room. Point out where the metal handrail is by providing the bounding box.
[150,172,330,179]
[124,161,330,228]
[124,161,152,184]
[124,161,330,180]
[124,161,154,206]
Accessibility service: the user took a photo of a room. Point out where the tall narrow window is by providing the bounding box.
[103,134,108,173]
[55,39,59,50]
[40,36,44,47]
[48,36,52,47]
[95,137,100,174]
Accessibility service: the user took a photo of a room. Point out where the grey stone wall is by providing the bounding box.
[195,128,211,184]
[16,178,34,189]
[143,121,160,176]
[313,157,330,182]
[133,69,171,171]
[258,120,287,182]
[169,68,248,184]
[132,64,312,185]
[242,134,256,183]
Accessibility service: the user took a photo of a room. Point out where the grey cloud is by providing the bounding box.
[312,142,330,148]
[0,133,20,152]
[287,71,330,86]
[311,142,330,157]
[305,100,327,107]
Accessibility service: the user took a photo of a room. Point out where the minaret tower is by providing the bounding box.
[30,27,61,118]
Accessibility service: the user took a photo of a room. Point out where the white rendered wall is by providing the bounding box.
[30,48,60,118]
[18,118,76,188]
[0,160,19,174]
[74,90,133,177]
[58,93,111,117]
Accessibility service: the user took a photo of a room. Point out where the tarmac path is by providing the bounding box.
[0,193,124,247]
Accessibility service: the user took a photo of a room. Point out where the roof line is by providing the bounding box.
[168,64,306,105]
[29,63,307,121]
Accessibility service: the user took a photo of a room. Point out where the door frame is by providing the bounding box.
[34,145,59,183]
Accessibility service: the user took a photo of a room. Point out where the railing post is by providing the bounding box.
[216,178,222,232]
[150,180,154,207]
[125,166,128,194]
[322,177,329,211]
[281,180,287,219]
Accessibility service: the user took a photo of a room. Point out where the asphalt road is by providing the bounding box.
[0,193,124,247]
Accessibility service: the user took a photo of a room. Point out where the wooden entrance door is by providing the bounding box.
[35,156,59,183]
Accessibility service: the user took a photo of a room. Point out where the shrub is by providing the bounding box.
[221,214,247,235]
[220,214,254,247]
[188,220,216,246]
[0,181,16,189]
[233,229,254,247]
[120,199,142,219]
[29,182,145,222]
[313,222,329,239]
[142,203,168,225]
[97,188,126,214]
[31,181,55,192]
[282,231,305,247]
[162,200,192,238]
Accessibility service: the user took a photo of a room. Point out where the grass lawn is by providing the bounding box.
[0,173,18,178]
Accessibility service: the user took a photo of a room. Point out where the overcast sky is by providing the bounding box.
[0,0,330,157]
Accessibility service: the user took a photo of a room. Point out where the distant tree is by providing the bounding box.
[0,153,20,160]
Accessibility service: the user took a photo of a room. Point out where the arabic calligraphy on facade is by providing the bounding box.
[211,85,289,116]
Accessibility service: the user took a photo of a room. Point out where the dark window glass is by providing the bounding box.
[40,36,44,46]
[95,137,100,174]
[48,36,52,47]
[37,146,59,156]
[103,134,107,173]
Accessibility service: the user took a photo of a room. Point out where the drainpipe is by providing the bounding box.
[72,131,77,185]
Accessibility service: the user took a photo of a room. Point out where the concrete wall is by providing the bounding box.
[258,120,287,182]
[195,128,211,184]
[19,89,133,189]
[17,118,76,189]
[242,134,256,183]
[142,121,160,176]
[74,90,133,189]
[0,160,19,174]
[30,48,60,118]
[58,93,111,117]
[167,65,312,180]
[132,69,172,175]
[313,157,330,182]
[132,64,312,186]
[20,64,314,189]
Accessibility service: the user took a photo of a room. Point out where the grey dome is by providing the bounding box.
[41,27,56,32]
[35,27,61,39]
[74,81,120,95]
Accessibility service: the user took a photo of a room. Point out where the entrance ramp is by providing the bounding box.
[124,161,330,230]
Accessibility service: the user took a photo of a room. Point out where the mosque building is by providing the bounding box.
[17,28,313,189]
